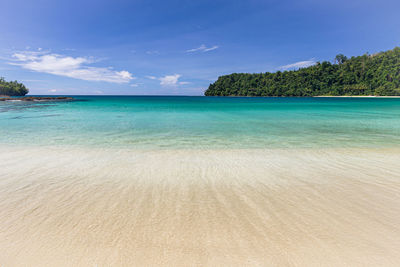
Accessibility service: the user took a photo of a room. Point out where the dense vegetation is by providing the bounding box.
[0,77,29,96]
[205,47,400,96]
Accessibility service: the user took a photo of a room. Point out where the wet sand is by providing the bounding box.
[1,146,400,266]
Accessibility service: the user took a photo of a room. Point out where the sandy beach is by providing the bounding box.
[2,0,400,265]
[1,146,400,266]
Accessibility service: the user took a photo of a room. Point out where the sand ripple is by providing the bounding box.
[0,147,400,266]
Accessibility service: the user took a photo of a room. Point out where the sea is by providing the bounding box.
[1,96,399,149]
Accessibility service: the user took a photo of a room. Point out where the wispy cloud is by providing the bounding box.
[21,79,44,83]
[146,50,159,55]
[279,60,316,70]
[130,83,143,87]
[146,74,187,86]
[10,51,134,83]
[160,74,181,86]
[186,44,219,53]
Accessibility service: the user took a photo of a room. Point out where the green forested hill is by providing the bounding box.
[205,47,400,96]
[0,77,29,96]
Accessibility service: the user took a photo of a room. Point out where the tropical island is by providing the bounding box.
[205,47,400,96]
[0,77,75,101]
[0,77,29,96]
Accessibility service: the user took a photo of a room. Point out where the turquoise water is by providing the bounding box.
[0,96,399,149]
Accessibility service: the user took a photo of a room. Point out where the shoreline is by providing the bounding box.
[313,95,400,98]
[2,94,400,98]
[0,96,75,102]
[204,95,400,98]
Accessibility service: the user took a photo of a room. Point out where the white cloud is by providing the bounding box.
[11,51,134,83]
[160,74,181,86]
[280,60,316,70]
[179,81,191,85]
[186,44,219,53]
[49,89,57,93]
[146,74,187,86]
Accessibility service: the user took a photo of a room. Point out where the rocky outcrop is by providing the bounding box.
[0,96,75,102]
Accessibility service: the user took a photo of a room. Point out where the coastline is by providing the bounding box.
[314,95,400,98]
[1,145,400,266]
[0,96,75,101]
[202,95,400,98]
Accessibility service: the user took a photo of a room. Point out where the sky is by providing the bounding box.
[1,0,400,95]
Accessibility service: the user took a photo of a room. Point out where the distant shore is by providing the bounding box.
[314,95,400,98]
[0,96,75,102]
[208,95,400,98]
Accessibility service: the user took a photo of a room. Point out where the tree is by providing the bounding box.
[0,77,29,96]
[334,54,348,65]
[204,47,400,97]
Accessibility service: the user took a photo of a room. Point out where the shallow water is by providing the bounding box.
[1,96,400,149]
[1,97,400,266]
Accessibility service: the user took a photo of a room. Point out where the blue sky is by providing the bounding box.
[1,0,399,95]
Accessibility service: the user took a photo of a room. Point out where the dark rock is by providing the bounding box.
[0,96,75,102]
